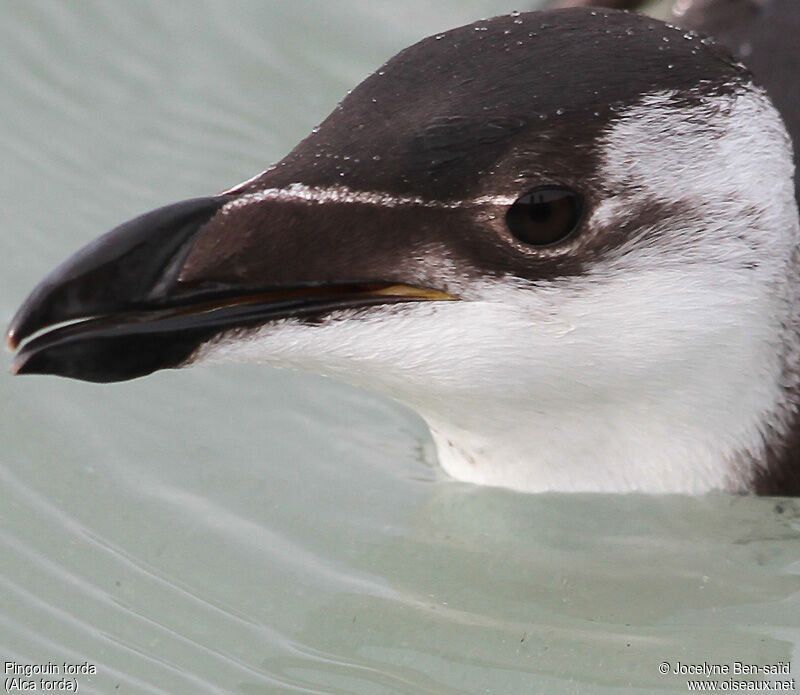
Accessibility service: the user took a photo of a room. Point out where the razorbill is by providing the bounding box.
[7,7,800,495]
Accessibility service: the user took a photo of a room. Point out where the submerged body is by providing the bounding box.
[8,3,800,494]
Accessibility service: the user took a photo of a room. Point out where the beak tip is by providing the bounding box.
[9,347,38,377]
[7,302,37,352]
[6,330,19,353]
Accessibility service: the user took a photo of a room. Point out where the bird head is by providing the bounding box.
[8,9,799,491]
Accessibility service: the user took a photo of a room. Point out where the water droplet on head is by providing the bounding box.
[435,33,444,40]
[513,18,523,24]
[555,108,564,116]
[372,155,381,162]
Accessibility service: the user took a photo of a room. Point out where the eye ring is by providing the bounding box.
[505,186,583,247]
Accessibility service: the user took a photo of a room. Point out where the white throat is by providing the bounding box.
[414,278,788,494]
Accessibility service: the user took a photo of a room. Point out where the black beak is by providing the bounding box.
[7,195,454,383]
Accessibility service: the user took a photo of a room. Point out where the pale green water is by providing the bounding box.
[1,2,799,693]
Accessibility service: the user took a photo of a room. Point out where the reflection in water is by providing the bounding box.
[279,491,800,693]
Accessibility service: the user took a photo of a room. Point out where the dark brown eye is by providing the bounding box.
[505,186,583,246]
